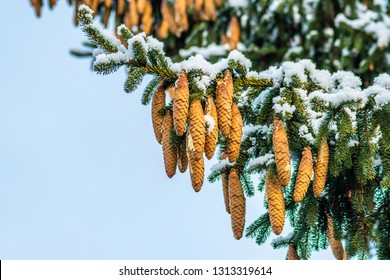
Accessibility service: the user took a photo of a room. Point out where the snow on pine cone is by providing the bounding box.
[204,95,218,160]
[177,140,188,173]
[227,103,243,163]
[188,99,206,161]
[266,169,285,235]
[216,79,232,137]
[174,0,189,31]
[272,117,291,186]
[287,244,300,260]
[326,213,344,260]
[313,139,329,197]
[173,71,190,136]
[224,69,234,100]
[162,111,177,178]
[229,169,245,240]
[151,83,166,144]
[187,131,205,192]
[293,147,313,202]
[229,16,240,50]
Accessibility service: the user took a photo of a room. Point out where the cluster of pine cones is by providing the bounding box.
[152,70,245,239]
[30,0,241,50]
[268,117,329,236]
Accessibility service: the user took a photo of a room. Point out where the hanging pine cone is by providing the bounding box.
[227,103,243,163]
[229,16,240,50]
[194,0,204,18]
[188,99,206,161]
[116,0,125,15]
[266,169,285,235]
[137,0,147,14]
[177,140,188,173]
[222,172,230,214]
[174,0,189,31]
[31,0,42,17]
[162,111,177,178]
[188,131,204,192]
[293,147,313,202]
[287,244,300,260]
[313,139,329,197]
[173,71,190,136]
[204,0,217,21]
[128,0,139,31]
[151,83,165,144]
[326,213,344,260]
[224,69,234,101]
[229,169,245,240]
[102,0,112,27]
[141,1,153,35]
[204,96,218,160]
[216,79,232,137]
[158,19,169,39]
[273,117,291,186]
[161,0,180,36]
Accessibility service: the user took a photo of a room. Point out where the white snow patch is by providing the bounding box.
[204,115,216,135]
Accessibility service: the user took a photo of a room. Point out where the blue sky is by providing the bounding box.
[0,1,333,259]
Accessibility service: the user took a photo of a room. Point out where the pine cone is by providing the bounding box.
[229,16,240,50]
[293,147,313,202]
[173,72,190,136]
[214,0,223,7]
[177,140,188,173]
[194,0,204,17]
[158,19,169,39]
[273,117,291,186]
[227,103,243,163]
[116,0,125,15]
[162,111,177,178]
[204,0,216,21]
[141,1,153,35]
[287,244,300,260]
[129,0,139,30]
[229,169,245,239]
[204,96,218,160]
[49,0,57,9]
[31,0,42,17]
[188,99,206,161]
[161,0,180,36]
[326,214,344,260]
[313,139,329,197]
[224,69,234,101]
[188,134,204,192]
[266,169,285,235]
[216,79,232,137]
[102,3,112,27]
[151,83,165,144]
[174,0,189,31]
[137,0,147,14]
[222,172,230,214]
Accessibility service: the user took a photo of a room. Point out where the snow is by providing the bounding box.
[348,140,359,147]
[210,159,234,173]
[298,125,314,144]
[228,50,252,69]
[242,124,262,141]
[228,0,248,7]
[247,154,275,169]
[252,88,272,108]
[204,115,215,135]
[374,74,390,89]
[179,43,228,59]
[282,61,307,85]
[78,4,94,19]
[310,69,331,90]
[330,71,362,90]
[147,36,164,52]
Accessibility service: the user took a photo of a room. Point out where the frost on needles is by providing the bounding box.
[77,4,390,260]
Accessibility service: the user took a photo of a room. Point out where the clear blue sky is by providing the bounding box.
[0,1,332,259]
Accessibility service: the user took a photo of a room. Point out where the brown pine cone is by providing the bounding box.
[326,213,344,260]
[162,111,177,178]
[204,96,218,160]
[293,147,313,202]
[229,16,240,50]
[116,0,125,15]
[266,169,285,235]
[174,0,189,31]
[161,0,180,36]
[224,69,234,101]
[158,19,169,39]
[287,244,300,260]
[229,169,246,239]
[137,0,147,14]
[141,1,153,35]
[222,172,230,214]
[177,140,188,173]
[188,99,206,161]
[313,140,329,197]
[216,79,232,137]
[227,103,243,163]
[194,0,204,17]
[151,83,165,144]
[188,136,204,192]
[272,117,291,186]
[204,0,216,21]
[173,72,190,136]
